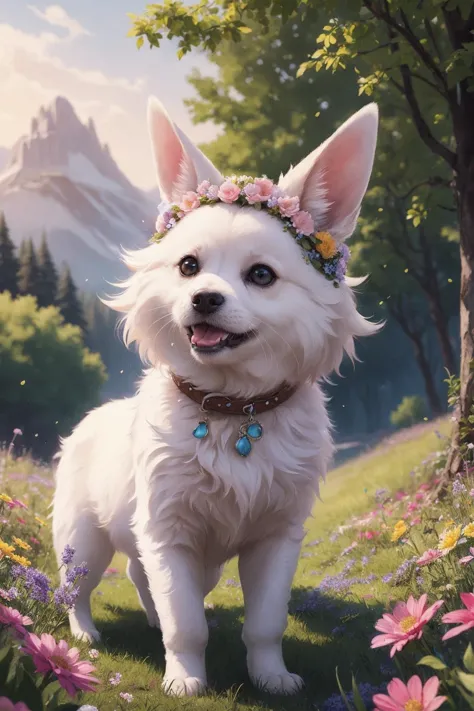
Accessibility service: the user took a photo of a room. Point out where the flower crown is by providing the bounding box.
[151,175,350,286]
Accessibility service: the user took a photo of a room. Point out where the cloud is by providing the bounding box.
[28,4,91,39]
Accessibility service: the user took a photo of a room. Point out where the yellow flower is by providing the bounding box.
[464,523,474,538]
[9,554,31,567]
[0,540,15,557]
[35,516,47,526]
[0,494,13,504]
[391,520,408,542]
[315,231,338,259]
[445,520,455,527]
[438,525,462,553]
[13,536,32,551]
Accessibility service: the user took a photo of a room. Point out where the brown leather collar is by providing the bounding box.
[170,372,298,415]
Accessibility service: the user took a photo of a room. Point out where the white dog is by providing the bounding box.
[52,96,379,697]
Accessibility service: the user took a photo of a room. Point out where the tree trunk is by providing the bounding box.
[426,288,456,376]
[410,330,444,417]
[445,152,474,475]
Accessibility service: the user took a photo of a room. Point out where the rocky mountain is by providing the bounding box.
[0,97,157,292]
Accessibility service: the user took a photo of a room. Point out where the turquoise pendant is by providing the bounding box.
[193,421,209,439]
[247,422,263,440]
[235,435,252,457]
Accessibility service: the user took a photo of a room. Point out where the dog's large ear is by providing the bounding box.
[278,104,378,241]
[148,96,223,202]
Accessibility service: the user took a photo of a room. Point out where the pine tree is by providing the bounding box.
[0,212,19,296]
[17,238,40,298]
[36,232,57,308]
[56,264,86,331]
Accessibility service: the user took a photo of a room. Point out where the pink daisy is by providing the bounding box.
[0,699,31,711]
[22,633,99,696]
[0,604,32,637]
[442,592,474,640]
[417,550,443,567]
[371,594,444,657]
[373,675,446,711]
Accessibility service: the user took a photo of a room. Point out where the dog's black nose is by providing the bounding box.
[192,291,225,315]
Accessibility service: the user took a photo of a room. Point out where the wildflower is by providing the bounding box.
[61,545,75,565]
[30,537,40,546]
[119,693,133,703]
[65,564,89,584]
[0,603,32,637]
[417,550,443,567]
[109,672,122,686]
[89,649,99,660]
[0,494,13,504]
[22,633,99,696]
[464,524,474,538]
[0,699,31,711]
[371,594,444,657]
[460,548,474,565]
[0,540,15,557]
[372,675,446,711]
[53,584,80,609]
[34,516,46,526]
[442,592,474,640]
[438,525,461,554]
[391,520,408,542]
[382,573,393,584]
[12,537,31,552]
[9,554,31,567]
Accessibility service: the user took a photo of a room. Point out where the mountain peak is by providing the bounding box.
[5,96,133,191]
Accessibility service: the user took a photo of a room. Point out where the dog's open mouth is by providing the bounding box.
[186,324,255,353]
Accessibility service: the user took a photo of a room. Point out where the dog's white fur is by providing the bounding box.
[52,97,379,696]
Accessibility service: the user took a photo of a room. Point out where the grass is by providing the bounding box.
[1,418,451,711]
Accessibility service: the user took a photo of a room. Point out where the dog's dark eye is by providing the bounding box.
[179,256,200,277]
[247,264,276,287]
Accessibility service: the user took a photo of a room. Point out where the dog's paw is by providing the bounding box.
[251,672,304,695]
[146,610,161,629]
[71,626,101,643]
[162,676,206,697]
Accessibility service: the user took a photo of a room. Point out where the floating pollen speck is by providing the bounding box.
[20,380,26,386]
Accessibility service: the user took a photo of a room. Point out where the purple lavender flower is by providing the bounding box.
[452,478,467,496]
[382,573,393,584]
[335,258,347,282]
[109,672,122,686]
[65,564,89,584]
[323,682,386,711]
[19,567,51,603]
[7,587,18,599]
[61,544,75,566]
[53,584,80,609]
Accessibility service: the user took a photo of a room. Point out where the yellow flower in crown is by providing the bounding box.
[0,540,15,557]
[13,536,32,551]
[9,554,31,567]
[315,231,338,259]
[391,520,408,542]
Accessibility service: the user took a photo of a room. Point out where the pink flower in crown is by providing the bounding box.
[155,215,167,233]
[218,181,241,203]
[254,177,274,199]
[292,210,315,236]
[277,195,300,217]
[243,183,264,204]
[197,180,210,196]
[180,191,200,212]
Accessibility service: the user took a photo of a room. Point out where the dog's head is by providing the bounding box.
[107,97,380,395]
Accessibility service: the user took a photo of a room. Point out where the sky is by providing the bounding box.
[0,0,218,189]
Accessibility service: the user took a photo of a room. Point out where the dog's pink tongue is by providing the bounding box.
[191,324,228,347]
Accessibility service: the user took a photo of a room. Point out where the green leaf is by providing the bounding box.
[351,675,368,711]
[459,671,474,693]
[418,655,448,670]
[336,667,355,710]
[238,26,252,34]
[136,35,144,49]
[464,644,474,674]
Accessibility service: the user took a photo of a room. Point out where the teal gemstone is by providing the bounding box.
[235,435,252,457]
[247,422,263,440]
[193,422,209,439]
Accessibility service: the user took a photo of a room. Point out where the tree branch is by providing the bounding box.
[399,64,457,169]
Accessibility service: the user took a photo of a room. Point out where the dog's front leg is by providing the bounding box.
[141,543,208,697]
[239,533,304,694]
